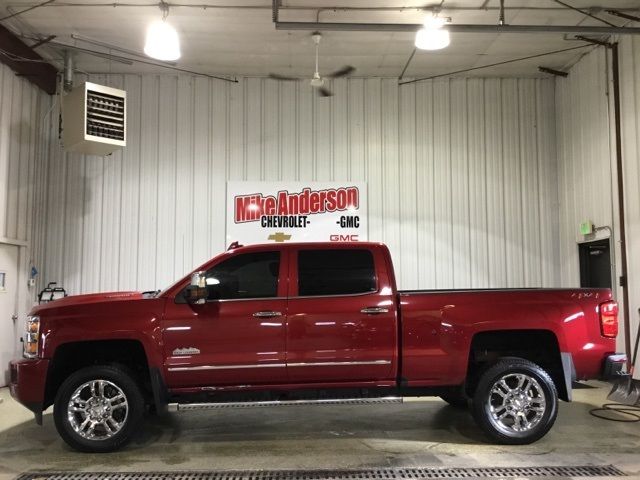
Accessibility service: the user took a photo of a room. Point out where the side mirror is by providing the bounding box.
[185,271,207,304]
[191,271,206,288]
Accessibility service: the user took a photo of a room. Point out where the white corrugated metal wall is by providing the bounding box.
[36,75,559,295]
[619,34,640,376]
[555,47,617,288]
[0,62,52,367]
[0,63,51,249]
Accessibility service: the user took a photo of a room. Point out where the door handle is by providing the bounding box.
[253,311,282,318]
[360,307,389,315]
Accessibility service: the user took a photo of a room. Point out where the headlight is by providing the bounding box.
[23,316,40,358]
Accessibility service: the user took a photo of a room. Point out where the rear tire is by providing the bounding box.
[53,365,144,452]
[471,357,558,445]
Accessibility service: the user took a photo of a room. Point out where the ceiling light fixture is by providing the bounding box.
[414,16,450,51]
[144,2,181,61]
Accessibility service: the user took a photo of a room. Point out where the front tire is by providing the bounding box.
[53,365,144,452]
[471,357,558,445]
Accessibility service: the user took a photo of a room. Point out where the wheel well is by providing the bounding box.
[466,330,569,401]
[45,339,152,409]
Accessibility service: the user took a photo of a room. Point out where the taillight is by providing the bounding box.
[599,300,618,338]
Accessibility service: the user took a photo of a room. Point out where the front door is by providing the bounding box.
[286,246,397,384]
[163,250,289,388]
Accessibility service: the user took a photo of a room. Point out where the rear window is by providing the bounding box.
[298,249,376,297]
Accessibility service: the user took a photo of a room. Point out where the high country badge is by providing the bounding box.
[173,347,201,356]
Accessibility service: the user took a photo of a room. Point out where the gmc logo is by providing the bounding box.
[330,234,359,242]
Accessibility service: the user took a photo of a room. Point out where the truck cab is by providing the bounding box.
[163,242,398,390]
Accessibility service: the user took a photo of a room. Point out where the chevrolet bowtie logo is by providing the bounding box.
[268,232,292,243]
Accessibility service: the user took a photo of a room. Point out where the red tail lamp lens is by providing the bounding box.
[600,300,619,338]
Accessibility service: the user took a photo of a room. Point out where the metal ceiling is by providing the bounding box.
[1,1,639,78]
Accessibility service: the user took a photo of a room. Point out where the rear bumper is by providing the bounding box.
[601,353,627,380]
[9,358,49,424]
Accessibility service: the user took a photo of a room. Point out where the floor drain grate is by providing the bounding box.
[16,466,626,480]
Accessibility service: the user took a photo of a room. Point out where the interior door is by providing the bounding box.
[163,249,289,388]
[579,239,612,288]
[286,246,397,384]
[0,244,19,387]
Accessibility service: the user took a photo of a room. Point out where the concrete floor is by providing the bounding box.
[1,382,639,480]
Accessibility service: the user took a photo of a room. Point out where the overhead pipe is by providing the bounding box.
[605,10,640,22]
[551,0,618,27]
[498,0,505,26]
[575,35,614,48]
[48,40,238,82]
[538,66,568,77]
[274,22,640,35]
[63,50,74,92]
[399,44,592,85]
[70,33,177,66]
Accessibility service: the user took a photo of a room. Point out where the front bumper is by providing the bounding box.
[602,353,627,380]
[9,358,49,425]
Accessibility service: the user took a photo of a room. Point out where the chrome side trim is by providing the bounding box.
[168,363,286,372]
[167,359,391,372]
[175,296,287,305]
[288,291,380,300]
[170,396,403,411]
[287,360,391,367]
[207,290,379,302]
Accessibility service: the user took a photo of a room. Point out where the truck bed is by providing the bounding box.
[398,287,614,386]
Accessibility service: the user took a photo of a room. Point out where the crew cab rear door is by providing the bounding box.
[285,245,397,383]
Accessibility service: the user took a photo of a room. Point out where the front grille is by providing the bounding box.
[15,465,626,480]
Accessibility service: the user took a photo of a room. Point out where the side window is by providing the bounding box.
[201,251,280,300]
[298,249,376,297]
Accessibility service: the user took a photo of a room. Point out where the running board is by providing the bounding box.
[169,396,403,411]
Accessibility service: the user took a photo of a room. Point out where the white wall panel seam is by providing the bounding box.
[135,76,143,289]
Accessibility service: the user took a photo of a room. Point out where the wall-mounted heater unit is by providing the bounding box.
[63,81,126,156]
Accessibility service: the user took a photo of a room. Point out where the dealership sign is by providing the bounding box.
[226,182,367,245]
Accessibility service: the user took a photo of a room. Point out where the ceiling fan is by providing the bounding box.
[269,32,355,97]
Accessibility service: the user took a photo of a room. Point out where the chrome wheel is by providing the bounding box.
[486,373,546,435]
[67,379,129,440]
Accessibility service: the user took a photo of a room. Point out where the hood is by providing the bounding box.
[31,291,144,314]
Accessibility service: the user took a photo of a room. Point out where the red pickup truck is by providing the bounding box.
[10,242,625,452]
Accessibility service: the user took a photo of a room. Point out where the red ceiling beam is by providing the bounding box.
[0,24,58,94]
